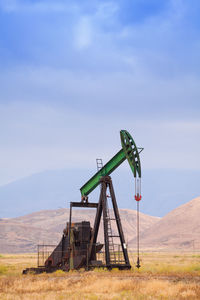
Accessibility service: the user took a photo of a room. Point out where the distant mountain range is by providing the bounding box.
[1,196,200,253]
[131,196,200,250]
[0,168,200,218]
[0,208,159,253]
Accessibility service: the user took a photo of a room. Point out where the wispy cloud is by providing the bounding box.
[0,99,200,185]
[73,16,93,50]
[0,0,200,185]
[1,0,199,77]
[0,66,199,119]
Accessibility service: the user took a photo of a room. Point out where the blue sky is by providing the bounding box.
[0,0,200,214]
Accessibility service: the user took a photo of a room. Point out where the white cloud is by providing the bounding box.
[0,95,200,186]
[73,16,93,50]
[0,66,199,115]
[0,0,200,185]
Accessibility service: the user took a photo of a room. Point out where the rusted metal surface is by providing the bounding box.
[23,177,131,274]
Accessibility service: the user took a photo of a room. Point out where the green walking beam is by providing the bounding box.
[80,130,142,201]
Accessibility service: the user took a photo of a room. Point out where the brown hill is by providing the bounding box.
[0,208,159,253]
[132,196,200,250]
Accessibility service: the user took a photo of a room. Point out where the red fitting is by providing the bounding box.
[135,195,142,201]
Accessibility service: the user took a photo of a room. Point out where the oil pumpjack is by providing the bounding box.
[23,130,142,274]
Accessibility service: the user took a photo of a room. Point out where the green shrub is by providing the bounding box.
[0,265,8,275]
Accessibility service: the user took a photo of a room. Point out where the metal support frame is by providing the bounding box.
[88,175,131,270]
[68,176,131,270]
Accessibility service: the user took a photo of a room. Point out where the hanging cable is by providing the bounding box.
[136,200,141,268]
[135,178,141,269]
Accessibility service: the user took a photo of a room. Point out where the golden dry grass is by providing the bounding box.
[1,252,200,299]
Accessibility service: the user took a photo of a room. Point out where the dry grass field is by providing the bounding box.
[1,252,200,299]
